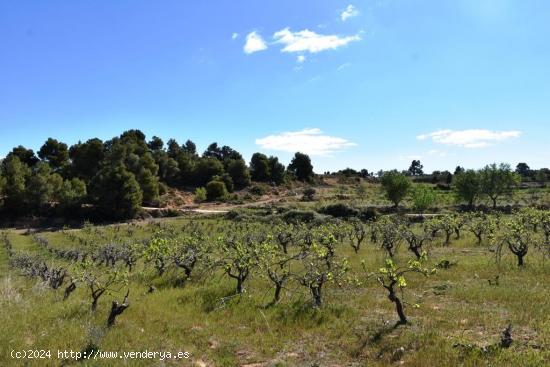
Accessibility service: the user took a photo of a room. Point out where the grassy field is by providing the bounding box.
[0,214,549,367]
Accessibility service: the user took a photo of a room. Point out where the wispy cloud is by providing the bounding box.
[296,55,306,63]
[273,28,360,54]
[341,5,359,21]
[256,128,356,156]
[232,32,239,40]
[337,62,351,71]
[243,31,268,54]
[427,149,448,157]
[417,129,522,148]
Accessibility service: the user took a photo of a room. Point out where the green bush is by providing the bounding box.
[282,209,318,223]
[302,187,316,201]
[359,207,379,221]
[318,203,359,218]
[194,187,207,203]
[381,170,412,207]
[250,184,268,196]
[411,184,436,214]
[206,180,228,201]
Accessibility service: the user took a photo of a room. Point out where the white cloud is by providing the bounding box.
[341,5,359,21]
[273,28,360,54]
[232,32,239,40]
[243,31,268,54]
[428,149,448,157]
[297,55,306,63]
[337,62,351,71]
[255,128,356,156]
[417,129,522,148]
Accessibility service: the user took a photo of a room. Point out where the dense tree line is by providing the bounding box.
[0,130,315,220]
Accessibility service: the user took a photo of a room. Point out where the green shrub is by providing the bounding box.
[381,170,412,207]
[282,209,318,223]
[158,182,168,195]
[318,203,359,218]
[411,184,436,214]
[302,187,316,201]
[250,184,268,196]
[194,187,207,203]
[359,207,379,221]
[206,180,228,201]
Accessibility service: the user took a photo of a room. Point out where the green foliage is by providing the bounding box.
[373,216,403,257]
[75,259,129,311]
[0,174,6,197]
[318,203,359,218]
[218,231,264,293]
[287,152,313,182]
[26,162,63,212]
[250,153,286,185]
[466,212,496,245]
[6,145,39,166]
[479,163,520,208]
[213,173,234,193]
[1,155,31,213]
[364,254,434,324]
[408,159,424,176]
[206,180,228,201]
[69,138,104,180]
[147,136,164,151]
[294,226,349,307]
[268,156,286,185]
[515,162,531,178]
[250,153,270,182]
[380,170,412,207]
[452,169,481,207]
[356,182,368,202]
[493,214,543,267]
[144,234,173,275]
[194,187,207,203]
[38,138,70,171]
[226,159,251,189]
[136,167,159,204]
[57,178,87,214]
[193,157,224,187]
[302,187,316,201]
[91,164,143,219]
[411,184,436,213]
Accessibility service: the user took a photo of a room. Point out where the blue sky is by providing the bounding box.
[1,0,549,172]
